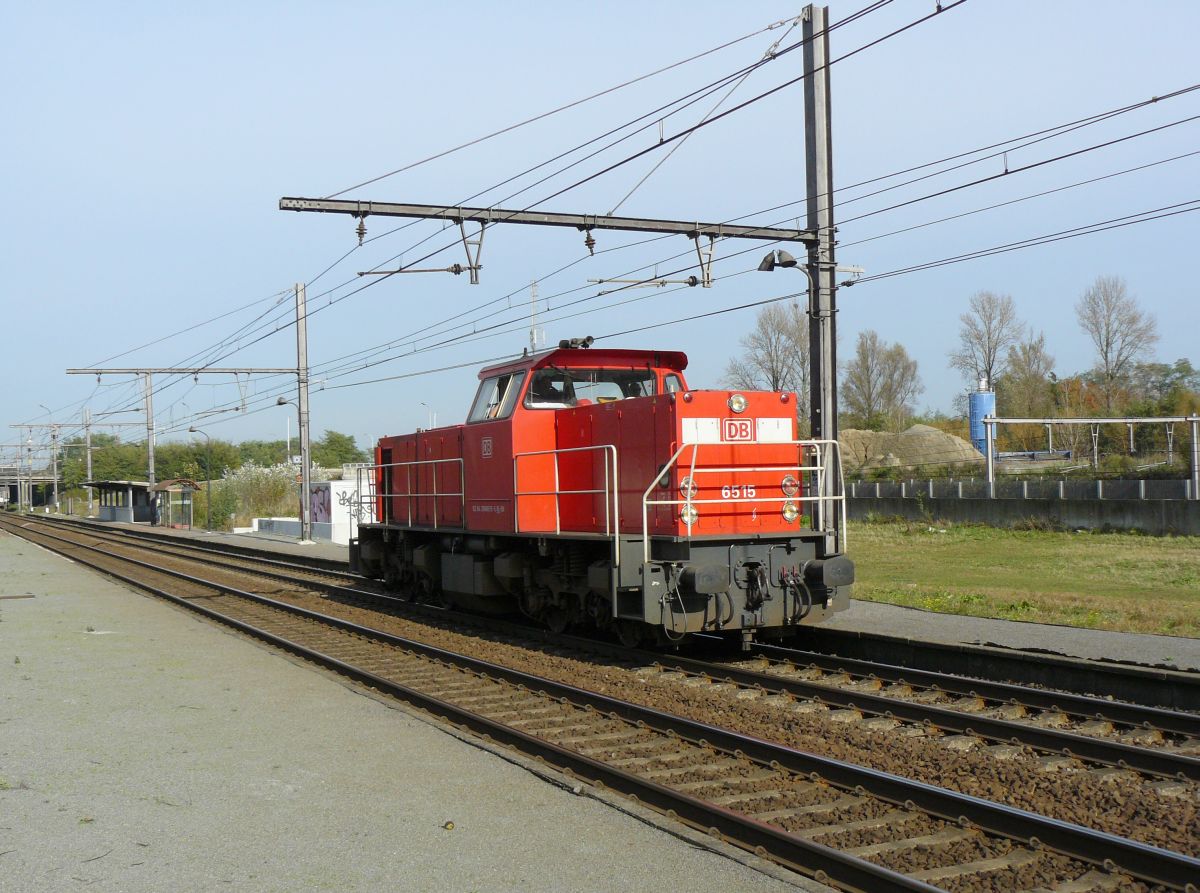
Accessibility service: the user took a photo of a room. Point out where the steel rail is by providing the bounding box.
[773,628,1200,713]
[38,514,357,576]
[20,516,1200,780]
[749,640,1200,737]
[5,515,1199,891]
[649,652,1200,781]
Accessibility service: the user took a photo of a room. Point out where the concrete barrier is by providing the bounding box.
[848,496,1200,535]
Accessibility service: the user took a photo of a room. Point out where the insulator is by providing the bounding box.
[583,230,595,256]
[355,216,367,246]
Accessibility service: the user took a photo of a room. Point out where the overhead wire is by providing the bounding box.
[836,112,1200,227]
[72,0,1190,444]
[321,10,824,198]
[161,129,1200,418]
[128,0,909,405]
[79,184,1200,442]
[67,47,1197,441]
[70,9,853,424]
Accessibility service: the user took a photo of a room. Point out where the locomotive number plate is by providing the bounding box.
[722,418,754,442]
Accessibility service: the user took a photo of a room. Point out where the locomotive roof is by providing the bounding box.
[478,347,688,380]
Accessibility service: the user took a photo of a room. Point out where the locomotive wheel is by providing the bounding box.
[544,606,569,635]
[616,620,643,649]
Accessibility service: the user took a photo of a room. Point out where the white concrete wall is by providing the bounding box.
[252,478,374,545]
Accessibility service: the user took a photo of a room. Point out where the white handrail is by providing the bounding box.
[513,444,620,572]
[356,457,465,530]
[641,439,845,563]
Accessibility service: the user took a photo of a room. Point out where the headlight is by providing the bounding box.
[781,474,800,497]
[679,476,698,498]
[782,501,799,523]
[680,505,699,526]
[727,393,747,414]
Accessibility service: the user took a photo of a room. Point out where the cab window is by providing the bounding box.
[664,373,685,394]
[525,367,656,409]
[467,371,526,422]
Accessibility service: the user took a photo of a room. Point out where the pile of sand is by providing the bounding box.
[838,424,982,472]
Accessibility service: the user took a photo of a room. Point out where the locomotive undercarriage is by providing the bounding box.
[352,523,853,647]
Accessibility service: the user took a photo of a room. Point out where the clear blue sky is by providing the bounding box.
[4,1,1198,462]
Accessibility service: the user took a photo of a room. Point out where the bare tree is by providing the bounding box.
[1075,275,1159,412]
[948,291,1024,387]
[842,330,923,430]
[723,303,810,422]
[997,332,1055,449]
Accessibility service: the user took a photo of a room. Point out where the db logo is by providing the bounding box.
[481,436,494,458]
[722,418,753,442]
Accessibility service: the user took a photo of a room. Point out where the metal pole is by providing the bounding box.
[190,427,213,531]
[85,408,94,516]
[1190,416,1199,501]
[143,372,156,487]
[803,4,840,548]
[985,418,995,497]
[25,436,32,511]
[51,427,59,511]
[296,283,313,542]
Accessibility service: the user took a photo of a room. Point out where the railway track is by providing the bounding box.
[4,514,1198,892]
[18,516,1200,785]
[777,627,1200,713]
[50,515,1193,708]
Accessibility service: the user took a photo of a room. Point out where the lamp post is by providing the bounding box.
[39,404,59,512]
[188,426,212,531]
[277,396,313,543]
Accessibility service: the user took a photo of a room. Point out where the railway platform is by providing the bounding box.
[0,528,816,893]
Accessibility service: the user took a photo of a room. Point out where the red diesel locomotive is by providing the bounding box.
[350,339,853,646]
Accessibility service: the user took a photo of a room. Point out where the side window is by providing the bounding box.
[467,371,526,422]
[526,369,576,408]
[664,374,684,394]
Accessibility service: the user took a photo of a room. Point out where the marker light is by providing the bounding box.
[680,505,699,526]
[679,476,698,498]
[727,393,747,414]
[782,501,800,523]
[682,391,694,402]
[781,475,800,497]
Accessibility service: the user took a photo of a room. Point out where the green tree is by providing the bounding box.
[312,430,369,467]
[238,439,289,467]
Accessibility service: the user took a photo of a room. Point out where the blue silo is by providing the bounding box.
[968,377,996,454]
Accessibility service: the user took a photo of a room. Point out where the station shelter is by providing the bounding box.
[152,479,198,529]
[85,481,153,523]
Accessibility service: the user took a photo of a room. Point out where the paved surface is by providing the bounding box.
[0,530,820,893]
[824,600,1200,672]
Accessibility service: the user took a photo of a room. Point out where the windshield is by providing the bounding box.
[467,371,526,422]
[526,367,655,408]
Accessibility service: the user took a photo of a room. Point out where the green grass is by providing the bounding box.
[849,520,1200,637]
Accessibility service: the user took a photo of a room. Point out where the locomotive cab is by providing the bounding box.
[351,342,852,647]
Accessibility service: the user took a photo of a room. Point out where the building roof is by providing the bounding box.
[152,478,199,492]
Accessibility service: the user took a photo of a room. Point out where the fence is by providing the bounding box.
[847,477,1200,534]
[849,477,1194,501]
